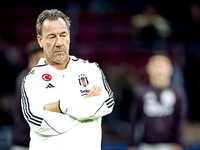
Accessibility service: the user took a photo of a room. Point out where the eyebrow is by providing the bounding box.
[47,31,68,36]
[60,31,68,35]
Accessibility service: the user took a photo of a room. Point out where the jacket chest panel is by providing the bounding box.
[41,71,92,100]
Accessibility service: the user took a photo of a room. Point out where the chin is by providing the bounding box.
[55,56,68,64]
[54,59,65,64]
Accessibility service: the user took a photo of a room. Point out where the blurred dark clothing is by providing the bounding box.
[185,54,200,121]
[0,52,16,96]
[0,125,12,150]
[188,19,200,41]
[12,68,30,147]
[187,4,200,41]
[128,82,187,146]
[0,51,19,125]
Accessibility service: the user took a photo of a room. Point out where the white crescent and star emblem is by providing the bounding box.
[42,74,52,81]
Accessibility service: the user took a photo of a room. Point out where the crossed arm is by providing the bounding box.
[44,85,103,113]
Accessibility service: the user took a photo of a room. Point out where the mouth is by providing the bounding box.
[55,50,64,54]
[53,47,67,56]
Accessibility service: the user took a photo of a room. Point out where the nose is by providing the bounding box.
[55,36,63,48]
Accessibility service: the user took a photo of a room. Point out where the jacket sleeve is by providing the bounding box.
[171,85,188,145]
[127,86,144,147]
[21,75,80,136]
[59,63,114,120]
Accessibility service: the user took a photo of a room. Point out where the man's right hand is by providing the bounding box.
[84,85,103,98]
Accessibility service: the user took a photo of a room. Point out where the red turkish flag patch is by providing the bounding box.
[42,74,52,81]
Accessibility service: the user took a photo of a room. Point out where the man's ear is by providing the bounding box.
[169,65,174,76]
[37,35,43,48]
[146,63,150,75]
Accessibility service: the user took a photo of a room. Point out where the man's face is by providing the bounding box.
[147,57,172,80]
[37,18,70,64]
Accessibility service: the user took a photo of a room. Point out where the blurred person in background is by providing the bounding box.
[0,37,21,150]
[186,3,200,53]
[188,3,200,43]
[131,4,171,51]
[127,54,187,150]
[11,40,43,150]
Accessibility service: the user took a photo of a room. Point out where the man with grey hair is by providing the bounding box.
[21,9,114,150]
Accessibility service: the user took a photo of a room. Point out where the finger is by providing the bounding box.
[85,85,103,98]
[44,103,50,110]
[88,86,101,96]
[88,86,102,97]
[86,85,97,97]
[93,86,103,96]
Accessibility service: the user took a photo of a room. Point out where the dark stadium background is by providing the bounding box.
[0,0,200,149]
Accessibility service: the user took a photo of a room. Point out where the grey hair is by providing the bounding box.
[36,9,71,36]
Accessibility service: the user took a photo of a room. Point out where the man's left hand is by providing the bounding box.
[44,102,61,113]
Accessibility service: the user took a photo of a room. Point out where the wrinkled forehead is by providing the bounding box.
[42,18,67,28]
[42,18,69,34]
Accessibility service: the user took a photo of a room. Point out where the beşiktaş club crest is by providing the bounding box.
[78,74,89,87]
